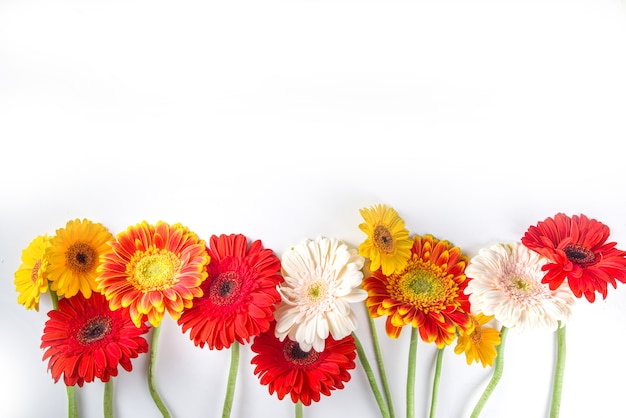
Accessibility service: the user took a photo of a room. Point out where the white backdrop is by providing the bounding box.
[2,0,626,417]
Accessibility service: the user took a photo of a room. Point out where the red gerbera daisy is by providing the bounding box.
[250,322,357,406]
[521,213,626,302]
[40,292,150,387]
[363,234,473,347]
[178,234,283,350]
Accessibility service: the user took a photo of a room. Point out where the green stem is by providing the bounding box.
[367,315,395,418]
[352,332,390,418]
[406,327,419,418]
[222,341,240,418]
[104,379,113,418]
[148,325,171,418]
[550,323,566,418]
[429,347,445,418]
[50,290,78,418]
[295,400,303,418]
[470,326,509,418]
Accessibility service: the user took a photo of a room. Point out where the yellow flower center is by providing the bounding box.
[373,225,395,254]
[31,259,42,283]
[66,242,98,273]
[505,274,541,297]
[390,261,456,313]
[78,315,112,344]
[306,280,328,303]
[128,249,181,292]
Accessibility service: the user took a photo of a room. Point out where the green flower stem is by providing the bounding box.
[470,326,509,418]
[550,323,566,418]
[148,325,171,418]
[407,327,419,418]
[222,341,240,418]
[352,332,390,418]
[295,400,303,418]
[367,314,395,418]
[104,379,113,418]
[429,347,445,418]
[50,290,78,418]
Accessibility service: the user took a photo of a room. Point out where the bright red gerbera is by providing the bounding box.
[40,292,150,387]
[363,234,473,348]
[521,213,626,302]
[250,322,357,406]
[178,234,283,350]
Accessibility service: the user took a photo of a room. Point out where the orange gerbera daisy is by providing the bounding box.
[522,213,626,302]
[96,221,210,327]
[178,234,283,350]
[250,322,357,406]
[363,234,473,347]
[40,292,150,387]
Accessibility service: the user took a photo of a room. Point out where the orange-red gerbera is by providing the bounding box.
[96,221,210,327]
[40,292,150,387]
[521,213,626,302]
[250,322,357,406]
[363,234,473,347]
[178,234,283,350]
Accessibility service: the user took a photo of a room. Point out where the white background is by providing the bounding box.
[2,0,626,417]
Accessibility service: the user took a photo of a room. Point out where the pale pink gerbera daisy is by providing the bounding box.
[465,242,575,333]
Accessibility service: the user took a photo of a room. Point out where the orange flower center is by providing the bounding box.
[127,249,181,292]
[209,271,242,305]
[66,242,97,273]
[373,225,395,254]
[283,340,320,366]
[469,318,482,345]
[564,244,597,267]
[31,259,42,283]
[78,315,112,344]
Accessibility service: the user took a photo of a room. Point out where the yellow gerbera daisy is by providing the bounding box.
[14,234,51,311]
[46,219,114,299]
[358,204,412,275]
[97,221,210,328]
[454,313,501,367]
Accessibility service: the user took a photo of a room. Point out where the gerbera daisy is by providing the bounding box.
[358,204,413,276]
[178,234,283,350]
[97,221,210,328]
[14,234,51,311]
[46,219,114,299]
[40,292,150,387]
[363,234,473,347]
[465,242,575,332]
[521,213,626,302]
[454,313,501,367]
[274,236,367,352]
[250,322,357,406]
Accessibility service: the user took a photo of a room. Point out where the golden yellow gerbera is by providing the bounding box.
[358,204,412,275]
[14,234,51,311]
[46,219,114,299]
[97,221,210,328]
[454,313,501,367]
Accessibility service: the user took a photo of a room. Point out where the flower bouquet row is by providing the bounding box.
[13,206,626,417]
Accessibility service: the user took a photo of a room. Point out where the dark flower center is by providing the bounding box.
[373,225,395,253]
[66,242,97,273]
[284,340,320,366]
[564,244,596,267]
[78,315,113,344]
[209,271,242,305]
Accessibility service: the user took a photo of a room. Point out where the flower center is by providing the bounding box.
[283,340,320,366]
[66,242,97,273]
[469,317,482,345]
[305,280,328,303]
[31,259,42,283]
[564,244,596,267]
[78,315,113,344]
[396,264,448,311]
[128,249,181,292]
[209,271,242,305]
[503,274,541,297]
[373,225,395,254]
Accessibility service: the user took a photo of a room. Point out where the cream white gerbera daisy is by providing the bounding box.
[465,242,575,333]
[275,236,367,352]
